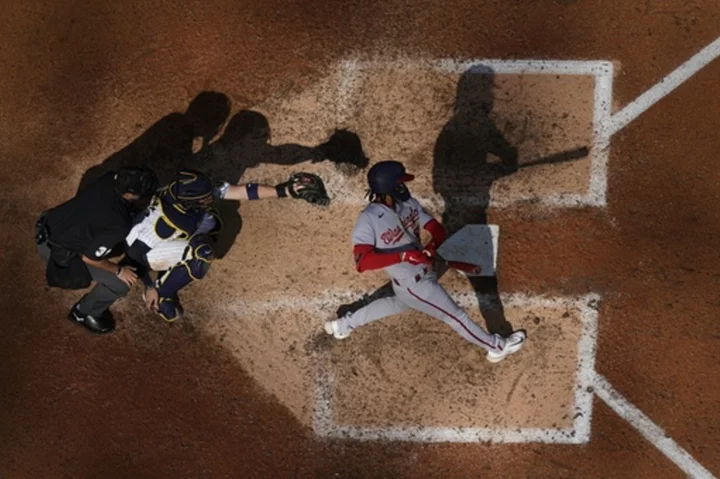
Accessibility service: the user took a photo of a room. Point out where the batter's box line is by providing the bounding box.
[333,58,613,209]
[312,293,600,444]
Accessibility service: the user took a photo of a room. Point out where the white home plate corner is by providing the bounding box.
[436,224,500,277]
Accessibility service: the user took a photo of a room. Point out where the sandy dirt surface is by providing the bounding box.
[328,295,588,430]
[1,0,720,477]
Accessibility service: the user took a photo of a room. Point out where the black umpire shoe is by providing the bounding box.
[68,304,115,334]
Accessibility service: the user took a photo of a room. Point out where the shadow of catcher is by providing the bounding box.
[188,111,368,259]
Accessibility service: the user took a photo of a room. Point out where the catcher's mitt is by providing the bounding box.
[281,172,330,206]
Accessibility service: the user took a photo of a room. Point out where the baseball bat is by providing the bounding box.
[518,146,589,170]
[445,260,482,275]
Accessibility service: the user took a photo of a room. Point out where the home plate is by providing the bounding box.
[436,224,499,277]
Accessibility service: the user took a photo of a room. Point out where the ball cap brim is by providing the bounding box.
[399,173,415,182]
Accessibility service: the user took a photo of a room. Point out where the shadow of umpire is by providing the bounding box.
[335,65,519,336]
[187,110,369,258]
[74,91,230,259]
[77,91,232,192]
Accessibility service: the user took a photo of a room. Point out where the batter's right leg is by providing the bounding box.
[325,294,410,339]
[396,273,526,362]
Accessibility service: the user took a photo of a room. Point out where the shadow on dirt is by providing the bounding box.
[77,96,370,259]
[188,110,369,258]
[77,91,232,192]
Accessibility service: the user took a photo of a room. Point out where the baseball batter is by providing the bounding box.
[324,161,526,362]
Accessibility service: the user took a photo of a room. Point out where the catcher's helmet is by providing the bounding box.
[167,169,214,210]
[367,161,414,195]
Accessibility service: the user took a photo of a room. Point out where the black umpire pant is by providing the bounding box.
[35,225,129,318]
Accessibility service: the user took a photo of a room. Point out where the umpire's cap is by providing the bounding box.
[367,161,414,195]
[115,166,159,197]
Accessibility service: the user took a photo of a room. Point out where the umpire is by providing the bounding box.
[35,167,158,333]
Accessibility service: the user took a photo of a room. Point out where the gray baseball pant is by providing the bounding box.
[336,272,501,352]
[36,240,129,318]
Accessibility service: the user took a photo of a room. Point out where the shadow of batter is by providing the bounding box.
[431,65,519,336]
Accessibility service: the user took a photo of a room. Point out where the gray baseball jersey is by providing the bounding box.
[351,197,433,281]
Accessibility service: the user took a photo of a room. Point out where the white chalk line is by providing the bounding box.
[258,43,719,470]
[593,374,716,479]
[308,292,600,444]
[226,289,591,316]
[336,59,362,126]
[334,58,611,209]
[234,287,714,473]
[589,62,614,207]
[315,423,582,444]
[229,286,716,475]
[571,295,601,442]
[323,190,596,209]
[609,36,720,136]
[349,57,612,76]
[596,37,718,478]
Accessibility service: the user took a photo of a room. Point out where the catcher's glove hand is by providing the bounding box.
[279,172,330,206]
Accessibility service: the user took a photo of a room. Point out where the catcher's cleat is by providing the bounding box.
[157,293,183,322]
[141,289,182,321]
[68,303,115,334]
[486,330,527,363]
[324,319,351,340]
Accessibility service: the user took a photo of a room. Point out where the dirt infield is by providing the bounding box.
[2,1,720,477]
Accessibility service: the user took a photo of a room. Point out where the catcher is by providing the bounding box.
[125,168,329,320]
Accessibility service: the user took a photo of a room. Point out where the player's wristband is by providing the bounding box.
[246,183,259,200]
[275,183,289,198]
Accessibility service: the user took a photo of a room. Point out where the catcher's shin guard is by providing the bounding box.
[155,234,214,321]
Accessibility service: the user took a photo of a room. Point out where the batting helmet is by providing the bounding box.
[167,169,214,211]
[367,161,414,201]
